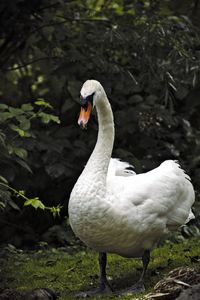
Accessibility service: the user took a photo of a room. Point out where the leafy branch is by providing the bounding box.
[0,181,62,217]
[0,99,61,211]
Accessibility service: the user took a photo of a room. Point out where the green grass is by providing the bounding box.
[1,238,200,299]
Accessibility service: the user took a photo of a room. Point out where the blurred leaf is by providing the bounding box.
[0,104,8,110]
[38,112,60,124]
[14,148,28,159]
[14,158,32,173]
[9,124,25,137]
[0,175,8,184]
[35,99,53,109]
[0,111,13,121]
[0,201,5,209]
[8,199,21,211]
[8,107,23,116]
[21,103,34,111]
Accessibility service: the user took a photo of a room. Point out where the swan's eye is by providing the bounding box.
[86,92,95,104]
[80,92,95,108]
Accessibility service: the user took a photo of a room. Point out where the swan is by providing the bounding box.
[68,79,195,295]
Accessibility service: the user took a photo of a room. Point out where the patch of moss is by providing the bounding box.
[1,238,200,300]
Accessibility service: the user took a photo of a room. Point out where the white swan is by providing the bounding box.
[68,79,195,295]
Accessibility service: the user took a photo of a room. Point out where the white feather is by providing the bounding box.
[107,158,136,180]
[68,80,195,259]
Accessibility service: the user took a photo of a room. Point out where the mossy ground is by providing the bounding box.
[1,238,200,300]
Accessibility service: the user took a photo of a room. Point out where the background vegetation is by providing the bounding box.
[0,0,200,248]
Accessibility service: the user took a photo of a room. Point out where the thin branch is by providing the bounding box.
[2,56,61,72]
[30,0,75,14]
[30,16,111,35]
[0,39,26,69]
[30,19,70,36]
[32,1,60,13]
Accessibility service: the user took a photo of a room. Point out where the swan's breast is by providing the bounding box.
[69,186,167,257]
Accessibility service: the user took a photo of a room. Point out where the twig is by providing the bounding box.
[172,279,191,287]
[2,56,60,71]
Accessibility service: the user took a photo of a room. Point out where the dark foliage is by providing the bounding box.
[0,0,200,246]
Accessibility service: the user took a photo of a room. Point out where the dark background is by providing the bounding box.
[0,0,200,248]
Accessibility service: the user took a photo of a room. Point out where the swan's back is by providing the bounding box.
[107,160,194,232]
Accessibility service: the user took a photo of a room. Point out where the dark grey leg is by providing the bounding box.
[76,252,112,297]
[99,252,112,292]
[119,250,150,295]
[134,249,150,292]
[140,249,150,281]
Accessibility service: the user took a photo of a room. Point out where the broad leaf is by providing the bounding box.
[24,198,45,210]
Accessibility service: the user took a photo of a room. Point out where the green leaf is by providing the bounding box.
[48,115,60,124]
[21,120,31,131]
[0,132,6,146]
[49,205,62,217]
[24,197,45,210]
[0,201,6,210]
[8,107,23,116]
[21,103,34,111]
[14,157,33,173]
[0,175,8,184]
[38,112,60,124]
[17,117,31,131]
[15,128,25,137]
[1,111,13,121]
[35,99,53,109]
[14,147,28,159]
[0,104,8,110]
[10,124,25,137]
[8,199,21,211]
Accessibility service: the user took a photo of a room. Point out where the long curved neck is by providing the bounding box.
[82,95,114,185]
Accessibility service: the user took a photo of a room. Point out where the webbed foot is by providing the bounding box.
[118,280,145,295]
[75,283,113,298]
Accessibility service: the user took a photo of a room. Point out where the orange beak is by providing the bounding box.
[78,101,93,129]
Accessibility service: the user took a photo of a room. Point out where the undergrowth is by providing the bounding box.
[1,238,200,299]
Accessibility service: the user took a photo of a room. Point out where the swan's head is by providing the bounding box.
[78,80,105,129]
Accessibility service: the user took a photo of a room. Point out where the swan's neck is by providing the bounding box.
[81,96,114,186]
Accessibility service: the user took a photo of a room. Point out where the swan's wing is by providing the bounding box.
[107,160,195,230]
[107,158,136,182]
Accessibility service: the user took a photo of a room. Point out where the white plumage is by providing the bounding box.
[68,79,195,294]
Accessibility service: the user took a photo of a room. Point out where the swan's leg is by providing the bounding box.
[120,249,150,294]
[75,252,112,297]
[141,249,150,279]
[98,252,113,292]
[130,249,150,292]
[134,249,150,292]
